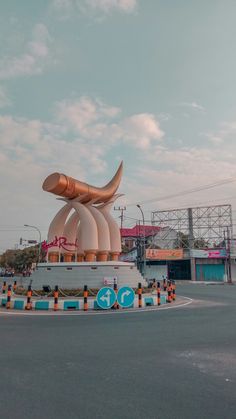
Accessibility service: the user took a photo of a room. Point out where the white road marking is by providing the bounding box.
[0,296,193,317]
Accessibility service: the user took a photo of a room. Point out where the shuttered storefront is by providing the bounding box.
[195,258,225,282]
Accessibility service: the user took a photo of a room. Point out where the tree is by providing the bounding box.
[174,232,210,249]
[121,244,130,254]
[0,245,40,272]
[194,238,209,249]
[174,232,189,249]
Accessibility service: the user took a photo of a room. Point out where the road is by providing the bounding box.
[0,283,236,419]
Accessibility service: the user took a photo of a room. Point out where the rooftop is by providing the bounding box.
[121,225,161,238]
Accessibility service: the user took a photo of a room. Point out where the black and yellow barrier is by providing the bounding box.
[113,280,119,309]
[138,282,142,308]
[157,281,161,306]
[25,285,32,310]
[2,281,7,295]
[163,277,167,291]
[83,285,88,311]
[172,280,176,301]
[54,285,59,311]
[6,285,12,309]
[167,281,172,303]
[13,280,17,293]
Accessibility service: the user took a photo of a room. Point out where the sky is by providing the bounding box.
[1,0,236,252]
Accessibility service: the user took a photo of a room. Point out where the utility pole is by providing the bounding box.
[188,208,196,281]
[114,206,126,230]
[137,204,146,278]
[224,230,228,282]
[24,224,42,264]
[136,220,142,273]
[226,227,232,284]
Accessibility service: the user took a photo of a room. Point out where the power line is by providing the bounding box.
[162,196,236,210]
[126,176,236,207]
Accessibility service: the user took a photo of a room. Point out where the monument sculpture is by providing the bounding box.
[31,162,144,289]
[42,162,123,263]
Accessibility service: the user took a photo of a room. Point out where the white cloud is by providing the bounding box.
[28,24,51,58]
[179,101,206,112]
[203,132,223,145]
[54,96,164,149]
[221,121,236,136]
[50,0,137,18]
[0,96,164,180]
[50,0,74,20]
[0,24,52,80]
[0,114,106,177]
[121,113,164,149]
[121,142,236,212]
[203,118,236,146]
[85,0,137,13]
[0,86,11,108]
[0,94,166,250]
[2,94,236,251]
[158,112,171,121]
[55,96,121,133]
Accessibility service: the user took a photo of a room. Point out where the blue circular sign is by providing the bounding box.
[117,286,135,308]
[96,287,117,309]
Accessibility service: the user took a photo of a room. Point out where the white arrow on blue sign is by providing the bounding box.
[96,287,117,309]
[117,286,135,308]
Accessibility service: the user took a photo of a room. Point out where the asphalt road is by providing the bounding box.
[0,283,236,419]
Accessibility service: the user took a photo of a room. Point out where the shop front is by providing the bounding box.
[191,249,227,282]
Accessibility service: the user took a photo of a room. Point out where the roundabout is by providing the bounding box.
[0,295,193,316]
[0,278,181,314]
[0,283,235,419]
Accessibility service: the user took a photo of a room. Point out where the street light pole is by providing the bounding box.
[24,224,42,264]
[137,204,146,278]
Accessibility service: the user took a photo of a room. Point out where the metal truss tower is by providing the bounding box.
[151,204,232,248]
[151,205,233,282]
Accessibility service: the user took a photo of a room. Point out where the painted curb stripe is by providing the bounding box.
[0,297,193,316]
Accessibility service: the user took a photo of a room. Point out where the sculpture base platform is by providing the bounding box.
[29,261,145,290]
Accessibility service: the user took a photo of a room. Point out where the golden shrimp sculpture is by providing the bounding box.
[42,162,123,263]
[43,161,123,204]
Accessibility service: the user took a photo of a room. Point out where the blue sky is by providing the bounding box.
[1,0,236,251]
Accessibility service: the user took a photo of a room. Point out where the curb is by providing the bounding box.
[0,296,192,316]
[0,293,168,312]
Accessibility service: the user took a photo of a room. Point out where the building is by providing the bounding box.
[121,224,231,282]
[120,225,161,251]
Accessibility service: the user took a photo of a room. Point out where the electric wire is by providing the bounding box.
[126,176,236,207]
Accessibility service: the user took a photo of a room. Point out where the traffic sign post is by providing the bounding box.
[117,286,135,308]
[96,287,117,309]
